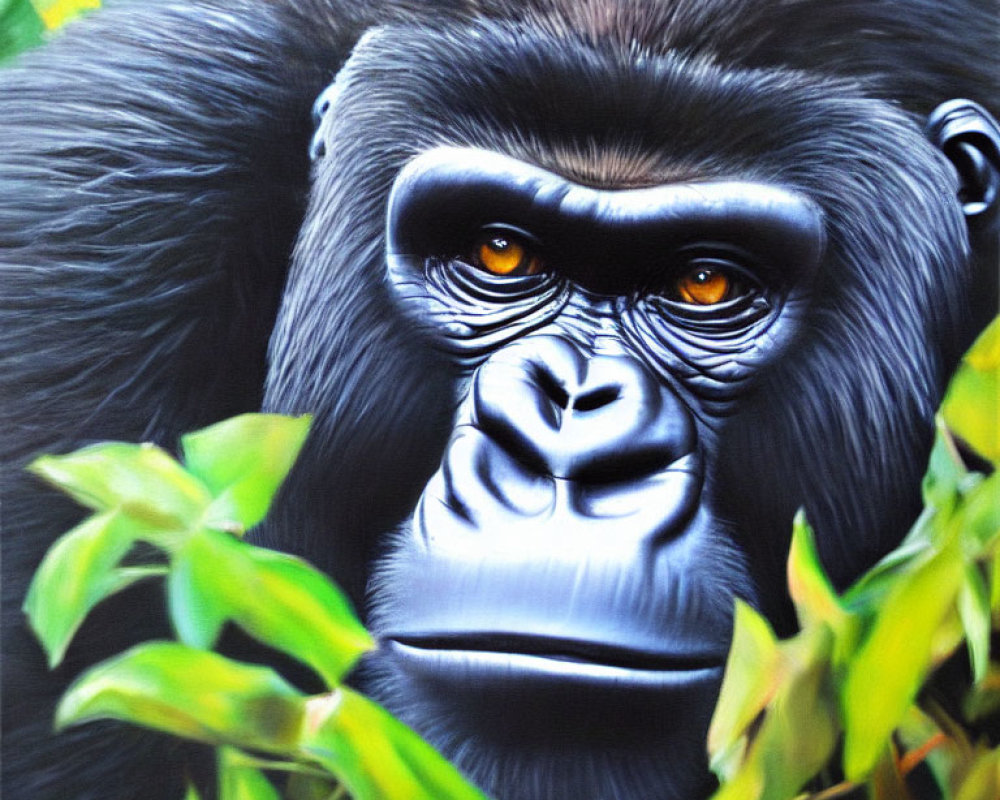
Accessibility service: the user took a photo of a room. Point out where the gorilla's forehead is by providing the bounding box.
[334,19,920,190]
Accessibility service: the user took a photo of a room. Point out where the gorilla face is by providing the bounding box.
[369,151,822,797]
[257,20,996,800]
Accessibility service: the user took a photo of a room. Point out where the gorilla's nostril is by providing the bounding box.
[572,386,620,412]
[533,365,571,409]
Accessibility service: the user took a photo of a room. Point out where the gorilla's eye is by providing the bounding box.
[472,230,542,276]
[675,267,731,305]
[671,257,752,306]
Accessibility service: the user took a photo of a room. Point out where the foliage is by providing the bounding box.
[942,319,1000,464]
[0,0,98,62]
[709,315,1000,800]
[24,315,1000,799]
[25,414,487,800]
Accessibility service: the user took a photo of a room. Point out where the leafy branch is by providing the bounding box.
[709,316,1000,800]
[24,413,487,800]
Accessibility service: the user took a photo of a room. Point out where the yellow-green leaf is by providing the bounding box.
[182,414,311,533]
[301,688,487,800]
[23,511,150,667]
[922,419,968,517]
[168,536,229,651]
[167,527,372,686]
[30,0,99,30]
[30,442,211,532]
[992,545,1000,620]
[953,471,1000,552]
[844,507,936,610]
[842,539,966,780]
[954,746,1000,800]
[56,642,305,753]
[710,758,764,800]
[708,600,780,776]
[959,565,991,683]
[286,773,343,800]
[942,315,1000,464]
[787,511,849,636]
[218,747,282,800]
[711,626,838,800]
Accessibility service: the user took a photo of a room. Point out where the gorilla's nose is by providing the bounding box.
[472,335,696,482]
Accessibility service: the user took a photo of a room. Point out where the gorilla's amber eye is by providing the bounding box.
[675,267,732,305]
[473,232,542,276]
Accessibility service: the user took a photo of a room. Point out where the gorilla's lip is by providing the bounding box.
[386,633,726,675]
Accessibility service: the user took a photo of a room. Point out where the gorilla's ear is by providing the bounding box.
[927,99,1000,338]
[927,99,1000,226]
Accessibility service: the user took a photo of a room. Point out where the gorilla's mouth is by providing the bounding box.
[386,634,726,683]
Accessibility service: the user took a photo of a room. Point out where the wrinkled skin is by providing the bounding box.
[1,1,999,799]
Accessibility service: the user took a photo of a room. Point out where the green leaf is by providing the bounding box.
[922,419,968,517]
[959,565,991,683]
[711,626,838,800]
[848,425,994,612]
[218,747,282,800]
[709,758,763,800]
[844,506,936,610]
[56,642,305,753]
[286,773,344,800]
[992,545,1000,619]
[954,472,1000,552]
[23,511,150,667]
[842,539,966,780]
[708,600,780,779]
[757,630,839,800]
[168,535,229,651]
[30,442,211,533]
[942,315,1000,465]
[954,746,1000,800]
[182,414,311,533]
[0,0,43,61]
[168,527,372,686]
[301,688,488,800]
[183,782,203,800]
[787,511,849,633]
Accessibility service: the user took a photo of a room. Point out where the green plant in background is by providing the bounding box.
[25,414,487,800]
[24,318,999,799]
[709,316,1000,800]
[0,0,98,61]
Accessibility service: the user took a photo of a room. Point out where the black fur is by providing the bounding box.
[2,2,998,799]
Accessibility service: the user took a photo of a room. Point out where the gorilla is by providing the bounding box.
[1,1,998,798]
